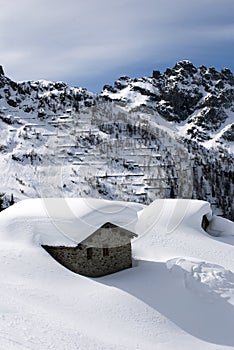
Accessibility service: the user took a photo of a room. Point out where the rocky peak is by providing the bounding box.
[0,66,95,115]
[100,61,234,149]
[172,60,197,74]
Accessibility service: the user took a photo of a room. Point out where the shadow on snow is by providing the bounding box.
[98,259,234,347]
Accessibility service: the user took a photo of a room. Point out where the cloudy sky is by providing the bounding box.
[1,0,233,92]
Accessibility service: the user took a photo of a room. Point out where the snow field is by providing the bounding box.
[0,198,233,349]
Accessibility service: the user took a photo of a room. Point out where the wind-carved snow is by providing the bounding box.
[167,258,234,303]
[206,214,234,238]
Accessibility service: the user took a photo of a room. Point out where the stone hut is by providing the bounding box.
[42,222,137,277]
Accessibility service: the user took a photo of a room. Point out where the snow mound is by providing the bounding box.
[167,258,234,303]
[134,199,234,271]
[136,198,212,235]
[206,215,234,237]
[0,198,144,246]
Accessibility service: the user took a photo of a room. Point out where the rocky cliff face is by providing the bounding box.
[0,62,233,220]
[102,60,234,150]
[0,65,94,115]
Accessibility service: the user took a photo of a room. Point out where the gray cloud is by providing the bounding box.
[1,0,233,91]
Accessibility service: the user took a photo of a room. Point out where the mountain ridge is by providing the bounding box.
[0,61,233,220]
[101,60,234,151]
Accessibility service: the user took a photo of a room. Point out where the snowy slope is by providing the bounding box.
[0,62,233,220]
[0,198,234,350]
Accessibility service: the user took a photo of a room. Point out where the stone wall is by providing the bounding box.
[42,243,133,277]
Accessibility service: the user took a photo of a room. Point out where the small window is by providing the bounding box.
[103,247,109,257]
[87,247,93,260]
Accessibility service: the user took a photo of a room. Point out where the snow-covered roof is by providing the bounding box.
[0,198,143,247]
[80,221,138,246]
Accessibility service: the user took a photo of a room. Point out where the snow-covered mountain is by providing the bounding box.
[0,62,233,219]
[102,60,234,151]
